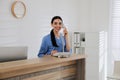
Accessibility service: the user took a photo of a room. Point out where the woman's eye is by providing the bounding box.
[54,22,57,25]
[59,22,62,25]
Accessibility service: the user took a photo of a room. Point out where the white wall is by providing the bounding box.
[0,0,109,58]
[88,0,109,32]
[87,0,109,80]
[0,0,82,58]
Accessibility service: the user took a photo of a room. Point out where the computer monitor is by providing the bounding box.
[0,46,27,62]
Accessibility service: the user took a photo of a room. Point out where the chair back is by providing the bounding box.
[113,61,120,76]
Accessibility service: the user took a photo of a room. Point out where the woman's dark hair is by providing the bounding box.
[51,16,63,24]
[50,16,63,47]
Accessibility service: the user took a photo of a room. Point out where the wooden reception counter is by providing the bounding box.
[0,54,86,80]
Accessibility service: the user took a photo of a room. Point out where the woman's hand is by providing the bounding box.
[63,27,68,37]
[63,27,71,52]
[51,50,58,56]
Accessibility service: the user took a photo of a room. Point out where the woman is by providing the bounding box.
[38,16,71,57]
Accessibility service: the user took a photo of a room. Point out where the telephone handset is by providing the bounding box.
[60,24,66,36]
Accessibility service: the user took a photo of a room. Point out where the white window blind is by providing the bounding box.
[111,0,120,60]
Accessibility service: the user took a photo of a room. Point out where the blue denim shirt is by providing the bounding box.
[38,34,68,57]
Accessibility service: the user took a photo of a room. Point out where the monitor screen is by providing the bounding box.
[0,46,27,62]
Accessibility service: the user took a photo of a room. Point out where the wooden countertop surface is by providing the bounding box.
[0,54,86,79]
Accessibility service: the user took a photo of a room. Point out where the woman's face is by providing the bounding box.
[51,19,62,32]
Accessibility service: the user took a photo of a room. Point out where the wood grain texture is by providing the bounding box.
[23,67,76,80]
[76,59,86,80]
[0,54,86,80]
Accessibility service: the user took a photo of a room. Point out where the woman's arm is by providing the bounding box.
[38,37,48,57]
[64,28,71,52]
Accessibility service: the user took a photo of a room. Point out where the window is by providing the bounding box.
[111,0,120,60]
